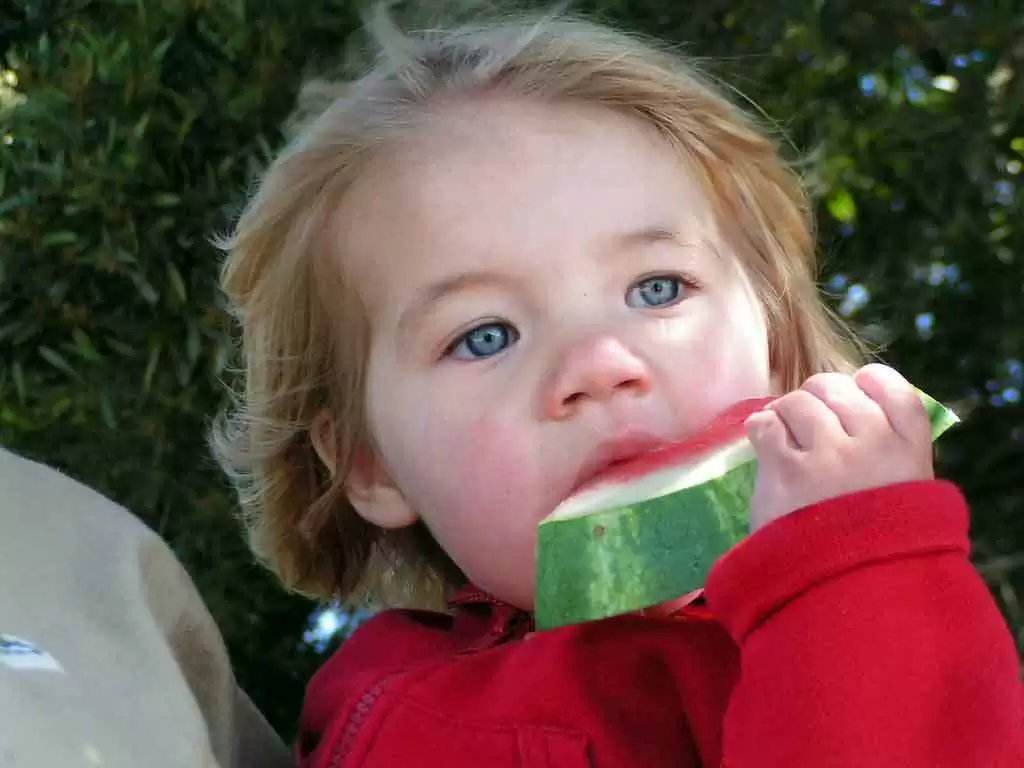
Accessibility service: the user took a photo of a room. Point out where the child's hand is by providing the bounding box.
[745,364,935,532]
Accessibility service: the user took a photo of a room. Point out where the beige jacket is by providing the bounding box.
[0,447,291,768]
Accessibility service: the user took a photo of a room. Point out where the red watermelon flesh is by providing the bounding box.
[552,396,773,523]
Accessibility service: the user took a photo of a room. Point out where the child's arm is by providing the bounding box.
[704,480,1023,766]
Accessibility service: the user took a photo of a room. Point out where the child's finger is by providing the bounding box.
[745,407,797,455]
[764,389,845,451]
[800,372,888,437]
[853,364,931,443]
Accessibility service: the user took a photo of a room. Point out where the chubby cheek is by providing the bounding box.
[708,318,772,397]
[664,297,773,423]
[374,381,546,606]
[424,411,546,606]
[424,411,537,511]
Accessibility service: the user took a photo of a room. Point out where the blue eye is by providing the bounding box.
[448,322,518,360]
[627,275,685,308]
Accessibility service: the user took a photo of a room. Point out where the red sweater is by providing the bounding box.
[297,481,1023,767]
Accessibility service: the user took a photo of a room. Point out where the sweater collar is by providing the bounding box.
[447,582,708,631]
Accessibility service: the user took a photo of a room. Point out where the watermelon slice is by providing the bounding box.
[534,389,960,630]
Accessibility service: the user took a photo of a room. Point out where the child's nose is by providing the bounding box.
[544,334,652,420]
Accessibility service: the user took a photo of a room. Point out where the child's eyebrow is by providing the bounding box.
[396,225,693,334]
[398,270,521,335]
[617,225,691,250]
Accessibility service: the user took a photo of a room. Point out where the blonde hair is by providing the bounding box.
[210,2,866,611]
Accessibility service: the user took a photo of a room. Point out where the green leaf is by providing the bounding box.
[186,324,201,365]
[0,194,35,217]
[826,189,857,223]
[131,272,160,304]
[132,113,151,141]
[71,327,103,362]
[167,262,188,302]
[51,397,72,418]
[0,322,26,343]
[11,361,25,404]
[40,230,79,248]
[142,340,162,395]
[38,346,81,380]
[106,338,136,358]
[152,38,174,64]
[100,391,117,429]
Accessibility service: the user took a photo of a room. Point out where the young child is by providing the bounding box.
[211,5,1024,766]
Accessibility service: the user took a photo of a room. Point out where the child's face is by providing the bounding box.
[331,97,776,610]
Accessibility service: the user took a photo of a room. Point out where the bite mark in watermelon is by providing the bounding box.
[534,389,960,630]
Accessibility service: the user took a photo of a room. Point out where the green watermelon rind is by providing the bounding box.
[534,390,959,631]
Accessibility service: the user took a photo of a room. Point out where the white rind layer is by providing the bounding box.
[548,438,758,522]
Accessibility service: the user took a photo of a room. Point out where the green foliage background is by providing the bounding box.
[3,0,1022,741]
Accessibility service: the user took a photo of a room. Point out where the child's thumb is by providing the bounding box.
[744,408,784,457]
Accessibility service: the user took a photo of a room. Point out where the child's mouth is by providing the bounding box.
[570,436,674,496]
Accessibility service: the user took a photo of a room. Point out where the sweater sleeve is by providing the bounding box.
[704,480,1024,767]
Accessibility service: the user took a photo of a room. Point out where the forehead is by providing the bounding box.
[330,97,722,319]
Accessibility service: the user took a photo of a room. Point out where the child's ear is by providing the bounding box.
[310,411,419,530]
[344,447,419,530]
[311,411,340,477]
